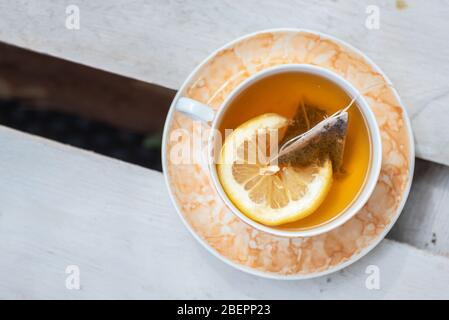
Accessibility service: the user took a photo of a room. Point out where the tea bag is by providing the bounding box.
[275,101,349,173]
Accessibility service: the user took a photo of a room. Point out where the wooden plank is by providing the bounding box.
[1,0,448,165]
[0,126,448,298]
[389,158,449,257]
[0,42,175,132]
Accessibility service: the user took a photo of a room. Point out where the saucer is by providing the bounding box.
[162,29,414,279]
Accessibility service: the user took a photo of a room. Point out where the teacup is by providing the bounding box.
[172,64,381,237]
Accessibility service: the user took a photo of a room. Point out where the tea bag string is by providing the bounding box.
[331,81,395,118]
[271,81,395,164]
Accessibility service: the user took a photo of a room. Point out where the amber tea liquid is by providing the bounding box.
[218,71,371,230]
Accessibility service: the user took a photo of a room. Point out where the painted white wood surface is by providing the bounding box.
[0,0,448,165]
[0,126,448,299]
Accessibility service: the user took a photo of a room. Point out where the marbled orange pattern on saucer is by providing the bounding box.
[164,31,412,277]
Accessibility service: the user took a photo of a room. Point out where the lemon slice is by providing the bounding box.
[217,113,333,226]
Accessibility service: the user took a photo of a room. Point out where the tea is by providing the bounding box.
[217,71,371,230]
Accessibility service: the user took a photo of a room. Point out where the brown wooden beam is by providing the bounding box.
[0,42,175,133]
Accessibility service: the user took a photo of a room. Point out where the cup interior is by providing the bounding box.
[208,64,382,237]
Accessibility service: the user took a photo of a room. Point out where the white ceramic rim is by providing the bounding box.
[206,63,382,237]
[161,28,415,280]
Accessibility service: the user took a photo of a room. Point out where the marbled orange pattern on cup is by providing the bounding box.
[164,31,412,277]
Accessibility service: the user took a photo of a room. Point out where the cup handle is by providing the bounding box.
[175,97,216,123]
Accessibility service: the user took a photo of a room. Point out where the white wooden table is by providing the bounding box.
[1,0,449,299]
